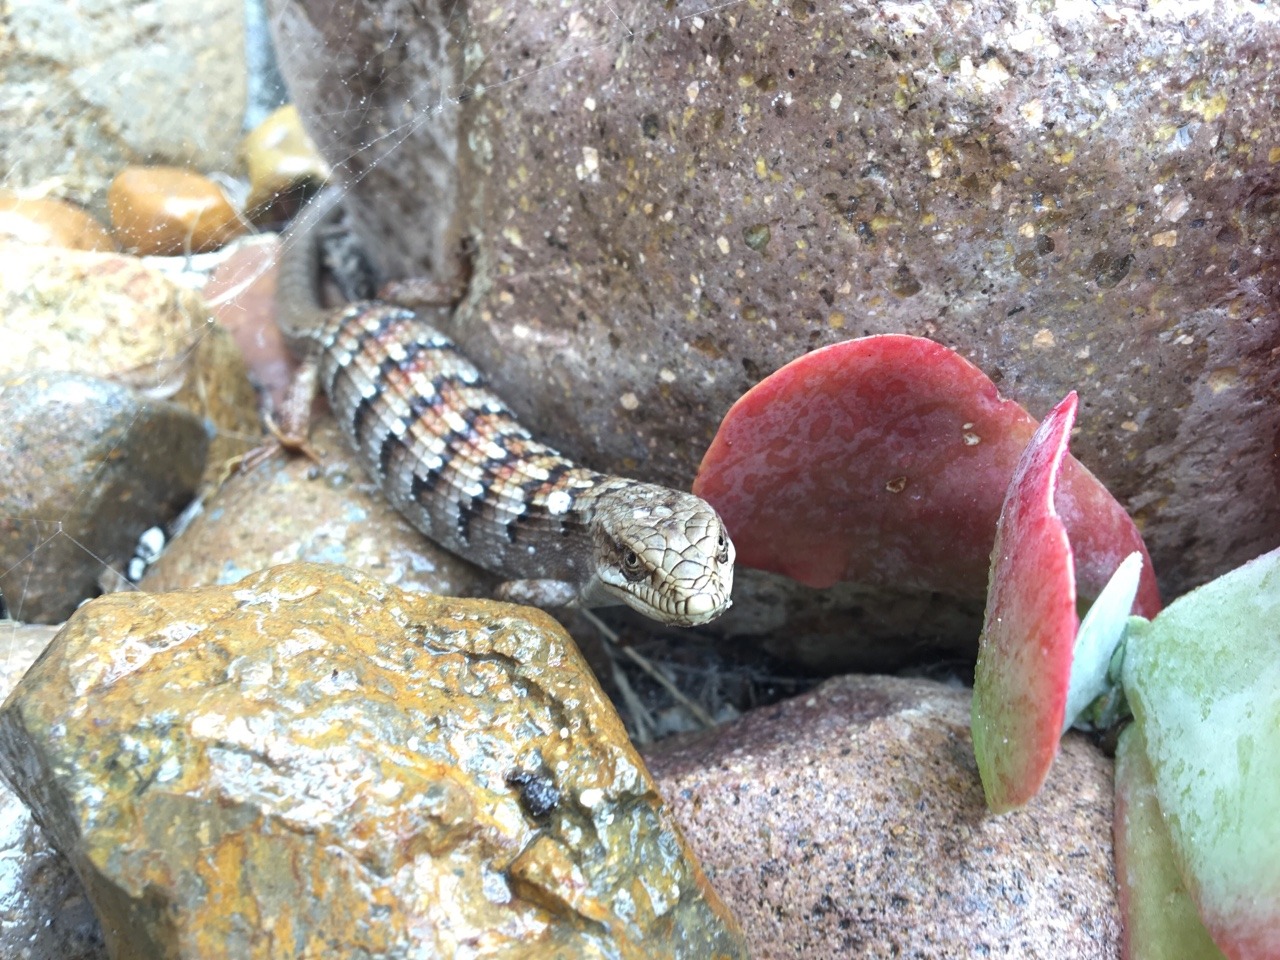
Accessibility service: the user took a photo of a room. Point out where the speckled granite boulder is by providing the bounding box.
[0,563,748,959]
[646,674,1120,958]
[271,0,1280,630]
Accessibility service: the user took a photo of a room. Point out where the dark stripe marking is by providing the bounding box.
[377,429,401,479]
[411,468,442,504]
[433,389,484,458]
[456,498,475,543]
[350,390,378,449]
[406,385,444,422]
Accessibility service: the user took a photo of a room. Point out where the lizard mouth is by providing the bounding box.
[609,580,734,627]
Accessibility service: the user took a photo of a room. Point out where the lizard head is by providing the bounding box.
[590,484,735,627]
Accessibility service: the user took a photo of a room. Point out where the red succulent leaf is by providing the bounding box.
[693,335,1159,615]
[971,392,1079,812]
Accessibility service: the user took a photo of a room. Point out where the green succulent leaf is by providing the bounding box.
[1122,547,1280,959]
[1114,723,1228,960]
[1062,551,1143,735]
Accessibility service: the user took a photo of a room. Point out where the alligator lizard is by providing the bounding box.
[271,188,735,627]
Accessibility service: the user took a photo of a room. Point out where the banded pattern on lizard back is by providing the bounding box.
[277,191,735,627]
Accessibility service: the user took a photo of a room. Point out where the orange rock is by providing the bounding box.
[0,191,116,251]
[107,166,244,255]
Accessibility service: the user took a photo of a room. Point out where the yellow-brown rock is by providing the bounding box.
[240,105,330,217]
[107,166,244,255]
[0,564,748,959]
[0,192,115,251]
[0,622,106,958]
[0,242,260,488]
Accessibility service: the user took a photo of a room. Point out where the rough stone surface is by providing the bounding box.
[141,414,497,602]
[0,371,209,623]
[646,674,1121,959]
[0,622,106,960]
[0,0,247,211]
[273,0,1280,630]
[0,242,261,488]
[0,564,748,959]
[268,0,463,288]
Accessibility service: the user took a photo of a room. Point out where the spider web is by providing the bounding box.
[0,0,765,699]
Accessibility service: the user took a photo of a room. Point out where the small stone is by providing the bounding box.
[1160,191,1191,222]
[889,265,923,296]
[742,223,771,251]
[240,104,331,218]
[135,526,166,563]
[1089,251,1135,288]
[576,146,600,180]
[107,166,244,255]
[0,192,115,251]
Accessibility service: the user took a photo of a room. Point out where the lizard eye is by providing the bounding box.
[620,549,646,582]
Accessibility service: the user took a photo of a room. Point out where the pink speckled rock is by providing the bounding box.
[646,674,1120,959]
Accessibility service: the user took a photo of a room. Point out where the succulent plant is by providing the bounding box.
[695,335,1278,959]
